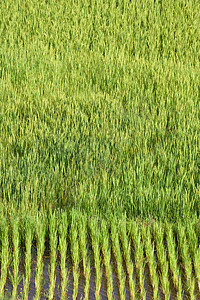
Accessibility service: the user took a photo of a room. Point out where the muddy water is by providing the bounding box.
[3,244,200,299]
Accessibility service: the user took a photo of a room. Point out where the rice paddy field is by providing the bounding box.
[0,0,200,298]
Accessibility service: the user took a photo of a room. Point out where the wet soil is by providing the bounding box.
[2,242,200,300]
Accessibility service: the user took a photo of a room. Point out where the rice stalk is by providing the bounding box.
[141,224,159,299]
[194,246,200,292]
[177,223,196,300]
[89,218,102,300]
[152,223,170,300]
[23,216,34,300]
[10,216,21,300]
[0,217,9,299]
[58,212,68,300]
[48,211,58,300]
[100,219,113,300]
[111,219,126,300]
[70,212,79,300]
[78,214,90,300]
[129,220,145,299]
[165,224,179,290]
[185,221,200,293]
[34,213,46,300]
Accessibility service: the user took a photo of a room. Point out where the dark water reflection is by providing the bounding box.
[3,244,199,299]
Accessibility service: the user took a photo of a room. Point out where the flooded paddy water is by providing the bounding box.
[2,237,200,299]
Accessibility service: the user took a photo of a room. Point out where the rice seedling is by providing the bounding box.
[194,246,200,292]
[10,216,21,299]
[185,222,200,293]
[22,216,35,300]
[70,212,79,300]
[141,224,159,299]
[121,219,136,299]
[110,219,126,300]
[129,220,146,299]
[193,220,200,291]
[165,224,179,290]
[0,217,9,299]
[185,222,198,258]
[152,223,170,299]
[89,218,102,300]
[100,219,113,300]
[78,214,90,300]
[48,211,58,300]
[58,212,68,300]
[34,213,47,300]
[177,222,196,300]
[177,275,183,300]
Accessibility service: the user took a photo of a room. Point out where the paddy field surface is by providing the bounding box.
[0,0,200,298]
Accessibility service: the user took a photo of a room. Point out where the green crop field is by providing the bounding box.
[0,0,200,298]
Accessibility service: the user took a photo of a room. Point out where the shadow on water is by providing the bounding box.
[2,243,200,299]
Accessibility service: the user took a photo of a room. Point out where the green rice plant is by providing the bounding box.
[70,212,79,300]
[185,222,198,257]
[177,223,196,300]
[0,217,9,299]
[22,216,35,300]
[141,224,159,299]
[193,220,200,291]
[89,218,102,300]
[78,214,90,300]
[10,216,21,300]
[121,220,136,299]
[100,219,113,300]
[185,222,200,294]
[110,219,126,300]
[152,223,170,300]
[58,212,68,300]
[34,213,47,300]
[194,246,200,292]
[185,222,198,259]
[0,1,200,297]
[129,221,146,299]
[0,0,199,237]
[48,211,58,300]
[165,224,184,299]
[177,275,183,300]
[194,220,200,241]
[165,224,179,290]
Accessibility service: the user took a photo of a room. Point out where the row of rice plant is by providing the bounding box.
[119,218,136,299]
[89,218,102,300]
[1,213,200,298]
[78,215,90,300]
[100,219,113,300]
[129,221,145,299]
[141,225,159,299]
[48,212,58,300]
[177,223,196,299]
[152,223,170,299]
[10,216,21,299]
[186,222,200,293]
[58,212,68,300]
[70,213,80,300]
[110,219,126,300]
[165,224,182,299]
[34,213,47,300]
[22,215,34,300]
[0,217,9,299]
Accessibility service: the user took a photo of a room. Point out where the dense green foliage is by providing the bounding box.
[0,0,200,222]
